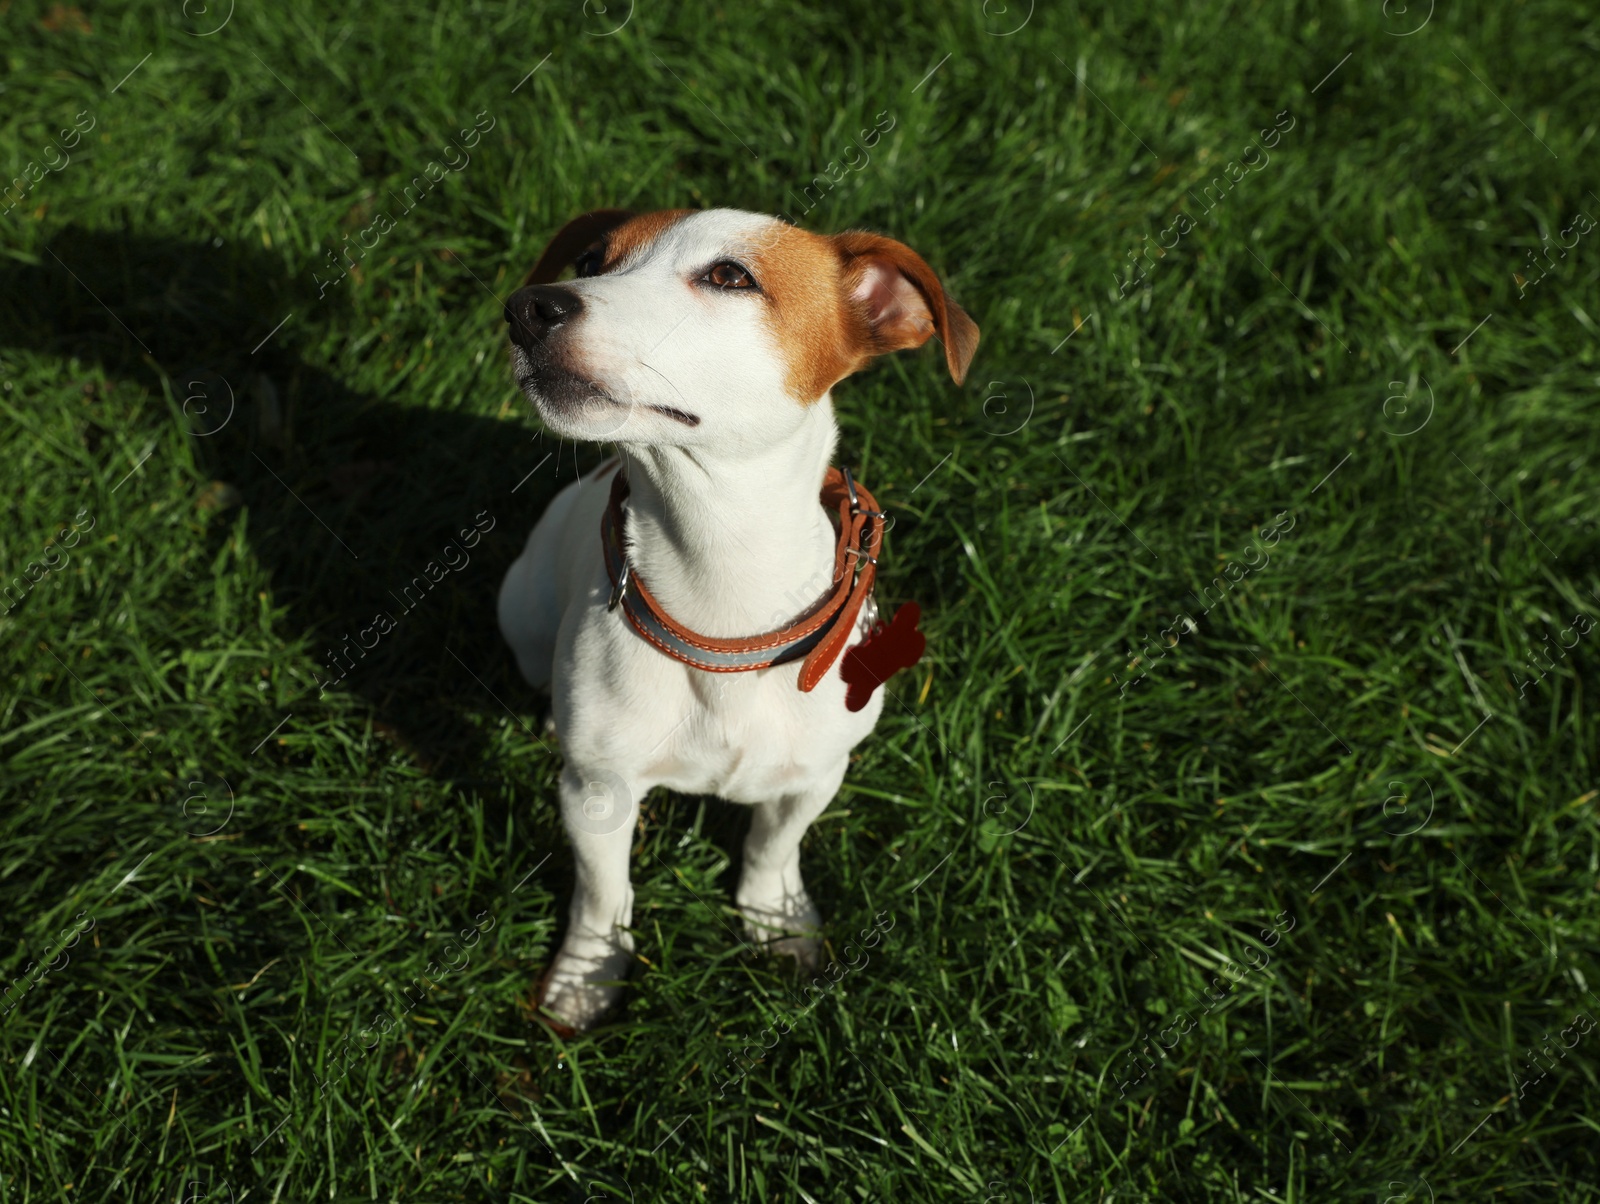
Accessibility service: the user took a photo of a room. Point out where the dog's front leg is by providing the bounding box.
[541,765,642,1031]
[735,760,848,970]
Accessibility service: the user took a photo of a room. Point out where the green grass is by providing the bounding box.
[2,0,1599,1198]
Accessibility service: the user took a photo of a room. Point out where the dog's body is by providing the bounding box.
[496,208,976,1030]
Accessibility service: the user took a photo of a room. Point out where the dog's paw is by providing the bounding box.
[537,936,634,1032]
[763,932,824,972]
[737,892,823,969]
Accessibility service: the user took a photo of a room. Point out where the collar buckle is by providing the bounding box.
[608,558,631,612]
[842,467,888,519]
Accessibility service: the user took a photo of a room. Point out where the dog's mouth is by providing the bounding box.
[645,403,700,427]
[511,348,700,428]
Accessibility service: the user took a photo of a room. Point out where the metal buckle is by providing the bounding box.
[840,467,887,518]
[608,559,631,612]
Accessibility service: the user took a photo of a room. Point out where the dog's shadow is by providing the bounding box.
[1,224,596,776]
[7,228,784,1026]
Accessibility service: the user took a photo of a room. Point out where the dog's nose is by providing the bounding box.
[505,285,584,350]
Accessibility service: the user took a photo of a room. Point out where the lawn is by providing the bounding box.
[2,0,1599,1199]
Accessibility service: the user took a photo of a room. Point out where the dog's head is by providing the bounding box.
[504,208,979,444]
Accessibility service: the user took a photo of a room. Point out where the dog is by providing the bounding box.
[496,208,978,1031]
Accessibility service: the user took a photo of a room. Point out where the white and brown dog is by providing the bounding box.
[496,208,977,1031]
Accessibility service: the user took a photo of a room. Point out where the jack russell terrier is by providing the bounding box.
[496,208,978,1031]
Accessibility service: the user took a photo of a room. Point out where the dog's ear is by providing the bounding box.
[832,231,980,385]
[524,209,635,286]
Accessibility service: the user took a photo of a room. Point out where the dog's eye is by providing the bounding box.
[574,248,604,278]
[705,261,756,290]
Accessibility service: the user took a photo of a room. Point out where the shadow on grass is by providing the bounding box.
[0,224,577,776]
[0,226,763,969]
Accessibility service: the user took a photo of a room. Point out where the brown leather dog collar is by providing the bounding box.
[600,463,885,691]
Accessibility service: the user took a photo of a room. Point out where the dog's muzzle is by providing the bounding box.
[505,285,583,352]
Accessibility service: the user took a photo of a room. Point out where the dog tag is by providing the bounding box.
[841,601,926,712]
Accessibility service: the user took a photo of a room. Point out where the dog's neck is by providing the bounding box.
[616,401,842,640]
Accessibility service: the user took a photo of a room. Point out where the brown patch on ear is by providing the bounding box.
[832,231,980,385]
[602,209,698,270]
[524,209,635,286]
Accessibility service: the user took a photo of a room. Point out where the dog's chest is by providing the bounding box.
[549,485,887,803]
[559,630,881,803]
[644,668,877,801]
